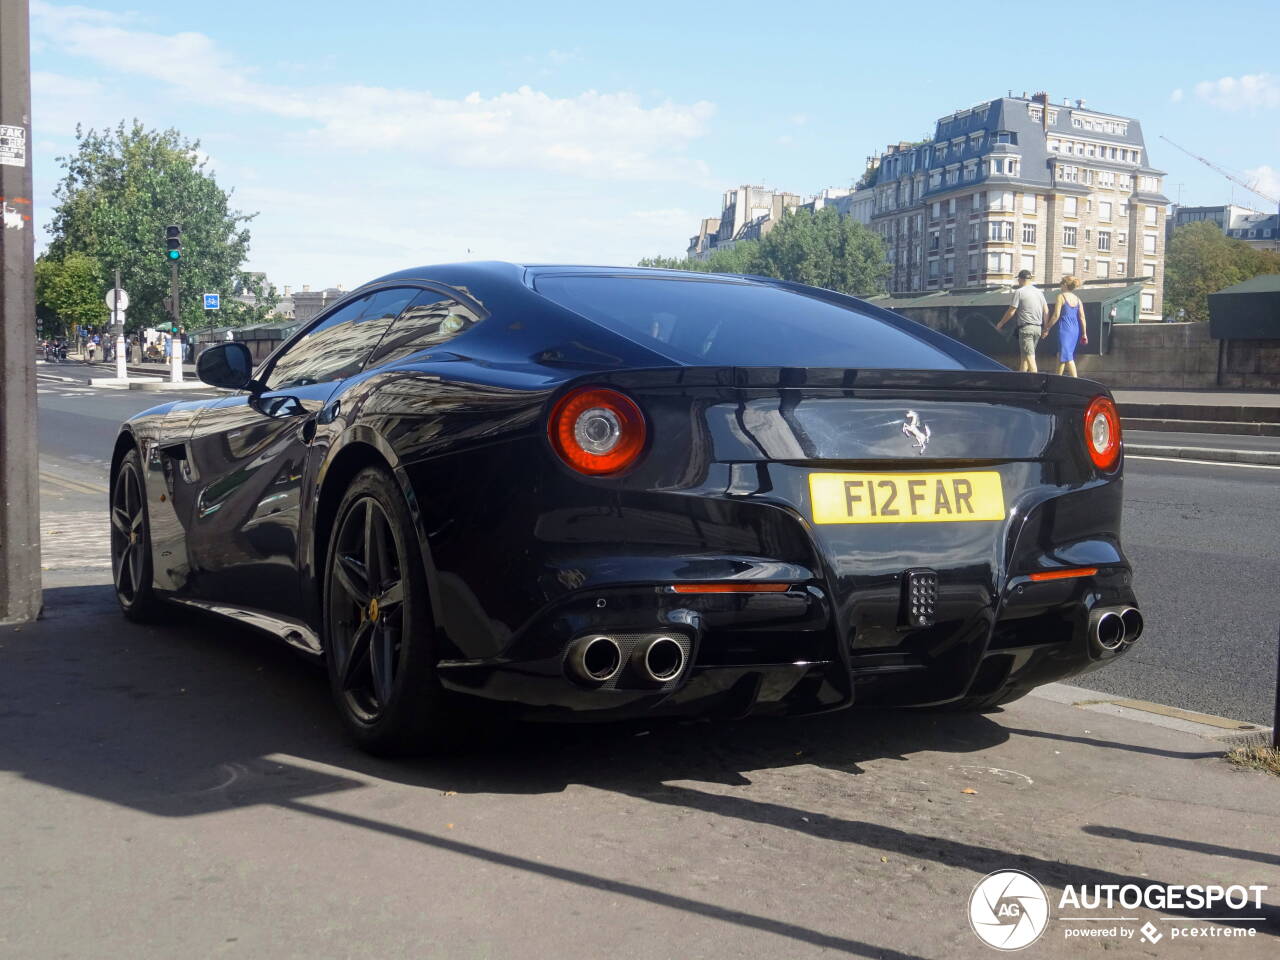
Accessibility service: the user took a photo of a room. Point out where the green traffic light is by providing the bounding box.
[167,250,181,260]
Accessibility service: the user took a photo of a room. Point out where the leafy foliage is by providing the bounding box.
[1163,221,1280,321]
[45,121,258,333]
[34,252,109,336]
[640,207,889,297]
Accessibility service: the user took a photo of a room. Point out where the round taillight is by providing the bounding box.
[1084,395,1121,471]
[548,387,647,476]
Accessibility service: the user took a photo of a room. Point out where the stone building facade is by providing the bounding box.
[869,93,1169,319]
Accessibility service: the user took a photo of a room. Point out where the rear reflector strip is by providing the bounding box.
[1028,567,1099,582]
[670,583,792,594]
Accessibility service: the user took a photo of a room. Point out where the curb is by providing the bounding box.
[1126,443,1280,466]
[1034,682,1273,747]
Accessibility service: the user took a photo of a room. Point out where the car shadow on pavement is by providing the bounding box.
[4,584,1275,947]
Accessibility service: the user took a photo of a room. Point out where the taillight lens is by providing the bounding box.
[1084,395,1121,471]
[548,386,647,476]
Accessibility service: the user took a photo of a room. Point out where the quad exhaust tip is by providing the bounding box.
[1089,606,1144,652]
[567,635,623,683]
[1090,609,1125,651]
[635,635,687,684]
[1119,607,1143,645]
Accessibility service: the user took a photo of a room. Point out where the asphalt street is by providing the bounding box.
[32,365,1280,724]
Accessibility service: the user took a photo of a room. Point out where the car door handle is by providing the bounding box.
[301,417,318,445]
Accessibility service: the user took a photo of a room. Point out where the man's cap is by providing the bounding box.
[1016,269,1033,280]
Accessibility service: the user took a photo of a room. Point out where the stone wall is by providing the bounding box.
[992,322,1280,389]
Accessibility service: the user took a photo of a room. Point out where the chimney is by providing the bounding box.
[1062,97,1070,106]
[1076,98,1085,108]
[302,284,311,292]
[283,284,292,296]
[1032,91,1049,132]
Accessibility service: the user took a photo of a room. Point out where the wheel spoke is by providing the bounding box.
[114,544,131,593]
[111,506,130,534]
[128,535,143,588]
[379,579,403,612]
[364,502,384,594]
[335,554,370,605]
[340,620,374,691]
[370,624,395,705]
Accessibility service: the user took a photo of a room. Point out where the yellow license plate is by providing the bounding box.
[808,471,1006,524]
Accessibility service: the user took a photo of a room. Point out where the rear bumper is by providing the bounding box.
[435,563,1139,720]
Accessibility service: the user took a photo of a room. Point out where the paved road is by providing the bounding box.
[32,375,1280,724]
[1128,429,1280,453]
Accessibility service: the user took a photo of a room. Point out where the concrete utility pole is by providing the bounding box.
[169,260,182,383]
[0,0,42,624]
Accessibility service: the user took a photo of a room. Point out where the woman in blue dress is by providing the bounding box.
[1043,275,1088,376]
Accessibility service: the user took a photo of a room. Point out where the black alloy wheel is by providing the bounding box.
[323,466,457,755]
[110,449,161,621]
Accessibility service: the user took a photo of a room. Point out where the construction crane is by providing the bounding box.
[1160,135,1279,206]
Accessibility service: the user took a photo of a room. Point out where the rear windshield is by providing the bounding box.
[534,275,963,369]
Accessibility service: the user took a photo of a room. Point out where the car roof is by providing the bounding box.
[370,260,764,290]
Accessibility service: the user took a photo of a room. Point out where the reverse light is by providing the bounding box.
[1084,395,1121,471]
[549,386,647,476]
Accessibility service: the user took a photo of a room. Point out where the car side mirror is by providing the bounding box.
[197,342,257,391]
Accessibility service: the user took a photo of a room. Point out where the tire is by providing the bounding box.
[323,466,460,756]
[110,449,163,622]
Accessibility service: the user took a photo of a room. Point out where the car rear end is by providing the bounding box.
[428,272,1141,719]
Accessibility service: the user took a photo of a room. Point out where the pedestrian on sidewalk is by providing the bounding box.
[86,336,97,363]
[995,270,1048,373]
[1044,276,1088,377]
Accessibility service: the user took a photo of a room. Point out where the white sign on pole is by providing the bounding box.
[105,288,130,312]
[0,124,26,167]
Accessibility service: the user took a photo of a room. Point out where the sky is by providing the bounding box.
[26,0,1280,291]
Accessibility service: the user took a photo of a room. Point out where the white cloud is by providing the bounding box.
[789,113,809,126]
[1192,73,1280,111]
[30,2,714,182]
[1243,165,1280,202]
[1169,88,1184,103]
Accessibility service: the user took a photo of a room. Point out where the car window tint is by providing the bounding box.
[366,289,483,368]
[265,287,417,389]
[534,276,964,369]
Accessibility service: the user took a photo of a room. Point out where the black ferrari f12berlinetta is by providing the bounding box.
[110,262,1142,754]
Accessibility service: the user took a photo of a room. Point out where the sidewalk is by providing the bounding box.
[3,564,1276,957]
[1111,388,1280,464]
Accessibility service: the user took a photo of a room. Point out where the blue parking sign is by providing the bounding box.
[203,293,221,310]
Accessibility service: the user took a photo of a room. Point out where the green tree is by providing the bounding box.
[752,206,889,296]
[1164,221,1280,321]
[639,241,761,275]
[45,121,257,333]
[34,252,109,336]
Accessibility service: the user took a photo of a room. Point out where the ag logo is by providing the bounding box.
[968,870,1050,950]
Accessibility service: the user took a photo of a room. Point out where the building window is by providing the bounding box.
[944,226,955,248]
[969,223,980,243]
[994,158,1004,174]
[1063,225,1077,247]
[928,259,939,278]
[988,220,1013,241]
[1097,260,1110,278]
[1144,261,1157,278]
[1098,230,1112,251]
[1082,258,1090,273]
[1022,222,1036,244]
[972,193,983,210]
[990,190,1014,211]
[1118,231,1127,245]
[1061,255,1076,274]
[1020,253,1036,274]
[1144,205,1158,226]
[943,255,954,278]
[1063,196,1078,217]
[964,161,977,181]
[968,252,979,273]
[1141,292,1155,312]
[1143,234,1157,254]
[929,231,940,251]
[1099,201,1112,221]
[1058,165,1078,183]
[1098,171,1115,188]
[987,251,1012,273]
[1022,193,1036,213]
[947,168,959,185]
[931,202,942,219]
[947,198,956,216]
